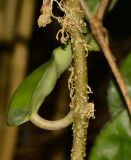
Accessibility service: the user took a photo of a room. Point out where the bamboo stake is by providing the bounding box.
[1,44,29,160]
[0,53,10,150]
[0,0,18,158]
[0,1,4,41]
[4,0,18,42]
[0,0,36,160]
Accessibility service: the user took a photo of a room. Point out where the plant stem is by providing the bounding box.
[71,33,89,160]
[80,0,131,114]
[97,0,109,21]
[65,0,91,159]
[30,111,73,130]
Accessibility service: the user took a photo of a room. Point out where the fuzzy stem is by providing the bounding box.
[66,0,90,159]
[71,33,89,160]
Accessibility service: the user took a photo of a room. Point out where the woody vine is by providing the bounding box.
[7,0,131,160]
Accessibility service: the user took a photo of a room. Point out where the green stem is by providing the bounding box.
[66,1,90,159]
[71,33,89,160]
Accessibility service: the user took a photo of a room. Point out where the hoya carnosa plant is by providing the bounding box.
[6,1,131,160]
[7,0,95,159]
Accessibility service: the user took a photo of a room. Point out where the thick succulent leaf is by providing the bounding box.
[7,62,49,125]
[7,43,72,126]
[89,110,131,160]
[107,53,131,117]
[85,0,119,16]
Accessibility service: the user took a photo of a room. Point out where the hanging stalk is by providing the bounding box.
[71,33,89,160]
[62,0,94,159]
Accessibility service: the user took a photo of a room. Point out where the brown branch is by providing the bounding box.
[97,0,110,21]
[80,0,131,114]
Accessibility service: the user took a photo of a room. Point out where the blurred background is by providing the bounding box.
[0,0,131,160]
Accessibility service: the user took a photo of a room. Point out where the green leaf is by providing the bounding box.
[85,33,100,51]
[89,53,131,160]
[85,0,119,16]
[89,110,131,160]
[107,53,131,117]
[85,0,100,16]
[7,43,72,126]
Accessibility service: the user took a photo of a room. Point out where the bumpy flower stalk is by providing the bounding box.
[71,33,89,160]
[63,1,94,159]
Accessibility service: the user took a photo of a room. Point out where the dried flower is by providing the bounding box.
[38,0,52,27]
